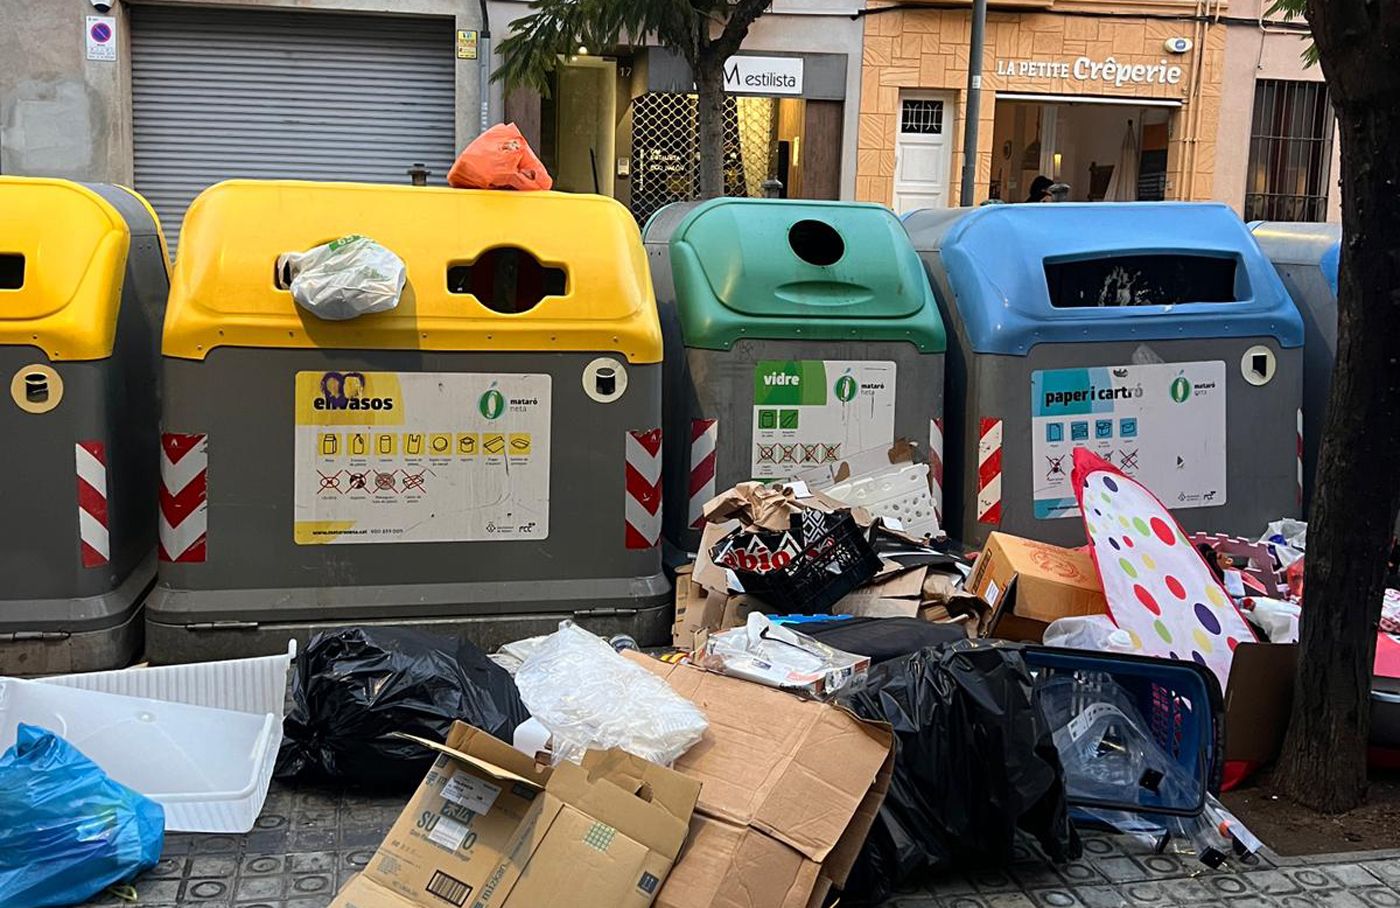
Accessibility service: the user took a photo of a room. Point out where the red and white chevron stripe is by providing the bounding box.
[1296,408,1304,509]
[160,432,208,563]
[625,428,662,549]
[929,417,944,525]
[976,417,1003,525]
[75,441,109,568]
[688,418,718,530]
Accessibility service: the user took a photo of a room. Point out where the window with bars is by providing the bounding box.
[900,99,944,134]
[1245,80,1335,222]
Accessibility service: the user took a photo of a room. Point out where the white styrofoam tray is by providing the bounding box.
[0,642,294,834]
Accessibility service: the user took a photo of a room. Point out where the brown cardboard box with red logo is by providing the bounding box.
[969,532,1108,642]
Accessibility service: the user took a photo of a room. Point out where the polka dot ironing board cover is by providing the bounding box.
[1072,448,1257,691]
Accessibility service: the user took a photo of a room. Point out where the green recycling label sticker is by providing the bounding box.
[750,360,897,479]
[479,388,505,420]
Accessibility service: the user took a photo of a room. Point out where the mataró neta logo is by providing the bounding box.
[479,388,505,420]
[834,374,858,403]
[1170,376,1192,403]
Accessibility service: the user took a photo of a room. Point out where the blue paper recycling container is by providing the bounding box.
[905,202,1305,547]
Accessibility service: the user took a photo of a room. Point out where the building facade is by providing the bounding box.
[2,0,484,246]
[1,1,859,235]
[855,0,1226,211]
[488,0,863,221]
[1215,0,1339,222]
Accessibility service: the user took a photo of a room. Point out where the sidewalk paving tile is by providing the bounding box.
[72,781,1400,908]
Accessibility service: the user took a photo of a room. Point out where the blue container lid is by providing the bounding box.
[905,203,1304,356]
[1250,220,1340,298]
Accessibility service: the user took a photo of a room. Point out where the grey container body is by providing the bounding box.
[929,272,1302,548]
[646,238,945,554]
[0,184,167,674]
[663,338,945,554]
[147,349,671,663]
[1250,222,1341,516]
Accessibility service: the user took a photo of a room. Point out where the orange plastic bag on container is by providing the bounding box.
[447,123,553,191]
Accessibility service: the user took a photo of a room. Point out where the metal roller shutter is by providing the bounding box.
[130,5,457,252]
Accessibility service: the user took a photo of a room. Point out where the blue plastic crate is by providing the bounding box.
[1024,646,1224,818]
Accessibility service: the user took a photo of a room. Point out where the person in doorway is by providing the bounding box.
[1026,175,1053,203]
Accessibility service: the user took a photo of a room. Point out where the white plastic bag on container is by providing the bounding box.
[513,622,708,766]
[277,235,406,321]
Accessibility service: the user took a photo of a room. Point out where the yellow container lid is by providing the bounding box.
[164,180,663,363]
[0,177,133,361]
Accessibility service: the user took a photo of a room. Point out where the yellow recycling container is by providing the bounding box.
[151,180,670,663]
[0,176,169,673]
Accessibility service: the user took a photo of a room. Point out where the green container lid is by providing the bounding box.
[651,198,946,353]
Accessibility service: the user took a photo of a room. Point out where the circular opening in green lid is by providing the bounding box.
[788,219,845,267]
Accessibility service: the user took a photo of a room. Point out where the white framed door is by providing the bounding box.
[892,91,955,213]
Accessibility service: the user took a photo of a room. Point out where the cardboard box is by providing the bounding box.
[478,750,701,907]
[832,565,926,614]
[969,532,1107,642]
[1223,641,1298,763]
[626,653,894,908]
[329,723,699,908]
[330,724,550,908]
[672,565,720,649]
[673,562,763,653]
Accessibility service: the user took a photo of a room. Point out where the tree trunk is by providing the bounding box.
[694,57,727,199]
[1274,93,1400,812]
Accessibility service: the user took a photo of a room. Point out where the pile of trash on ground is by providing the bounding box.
[4,440,1400,908]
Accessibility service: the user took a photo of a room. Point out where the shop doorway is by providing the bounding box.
[989,98,1172,203]
[547,57,619,196]
[626,93,812,223]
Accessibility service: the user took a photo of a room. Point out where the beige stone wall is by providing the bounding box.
[857,6,1226,206]
[1214,21,1339,222]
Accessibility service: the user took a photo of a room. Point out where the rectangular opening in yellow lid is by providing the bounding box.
[0,254,23,290]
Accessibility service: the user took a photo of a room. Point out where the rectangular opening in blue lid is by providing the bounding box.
[1044,253,1240,308]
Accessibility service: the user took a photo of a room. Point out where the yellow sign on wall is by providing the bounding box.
[456,29,479,60]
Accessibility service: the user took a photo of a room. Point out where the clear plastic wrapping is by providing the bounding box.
[1039,672,1202,810]
[1038,671,1261,869]
[514,622,709,766]
[700,613,869,699]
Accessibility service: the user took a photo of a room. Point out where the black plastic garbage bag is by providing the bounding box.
[798,616,967,664]
[276,627,530,790]
[837,641,1079,904]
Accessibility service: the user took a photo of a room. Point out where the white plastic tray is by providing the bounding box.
[0,642,295,834]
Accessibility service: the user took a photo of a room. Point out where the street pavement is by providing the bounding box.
[76,780,1400,908]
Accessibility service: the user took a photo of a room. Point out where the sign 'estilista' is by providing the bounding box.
[995,56,1185,87]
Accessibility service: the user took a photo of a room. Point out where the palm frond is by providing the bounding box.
[495,0,717,93]
[1265,0,1319,65]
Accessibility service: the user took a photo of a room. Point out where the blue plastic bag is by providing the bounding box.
[0,724,164,908]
